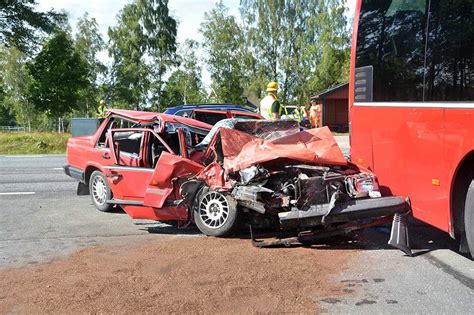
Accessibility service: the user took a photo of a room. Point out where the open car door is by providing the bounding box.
[104,128,159,204]
[106,127,204,215]
[142,128,204,209]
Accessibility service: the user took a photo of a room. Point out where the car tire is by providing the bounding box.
[89,170,113,212]
[464,180,474,258]
[194,190,239,237]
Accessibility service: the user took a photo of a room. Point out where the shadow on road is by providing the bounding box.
[136,221,202,235]
[243,218,469,258]
[125,211,468,258]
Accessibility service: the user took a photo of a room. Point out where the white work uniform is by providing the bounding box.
[260,94,278,120]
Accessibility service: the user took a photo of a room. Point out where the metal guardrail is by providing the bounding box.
[0,126,26,132]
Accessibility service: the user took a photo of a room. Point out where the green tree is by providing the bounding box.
[108,0,177,110]
[138,0,178,109]
[200,1,246,104]
[0,77,16,126]
[27,31,89,119]
[75,12,106,115]
[108,3,148,110]
[305,0,350,97]
[0,45,36,130]
[0,0,64,53]
[240,0,351,104]
[162,40,206,106]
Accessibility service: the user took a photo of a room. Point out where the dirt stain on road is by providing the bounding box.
[0,236,356,313]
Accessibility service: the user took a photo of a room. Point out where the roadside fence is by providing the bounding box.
[0,126,26,132]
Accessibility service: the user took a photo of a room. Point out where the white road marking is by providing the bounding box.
[53,167,63,170]
[0,192,36,196]
[0,155,45,158]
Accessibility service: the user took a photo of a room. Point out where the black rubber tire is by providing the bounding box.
[464,180,474,258]
[194,190,239,237]
[89,170,113,212]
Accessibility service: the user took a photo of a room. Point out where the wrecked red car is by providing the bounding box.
[65,110,410,252]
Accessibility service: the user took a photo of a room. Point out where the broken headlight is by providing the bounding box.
[345,174,381,199]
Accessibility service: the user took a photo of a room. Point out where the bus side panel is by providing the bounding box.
[445,109,474,231]
[352,106,450,233]
[349,106,375,170]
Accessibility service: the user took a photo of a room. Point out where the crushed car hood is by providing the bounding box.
[215,126,347,173]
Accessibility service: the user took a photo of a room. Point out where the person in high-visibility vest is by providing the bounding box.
[287,105,307,122]
[260,82,286,120]
[309,98,323,128]
[96,100,107,121]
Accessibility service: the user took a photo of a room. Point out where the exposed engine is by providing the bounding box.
[229,162,381,218]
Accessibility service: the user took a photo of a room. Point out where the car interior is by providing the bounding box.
[96,115,212,168]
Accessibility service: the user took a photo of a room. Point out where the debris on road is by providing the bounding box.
[0,237,357,313]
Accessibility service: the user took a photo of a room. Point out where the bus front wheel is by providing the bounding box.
[464,180,474,259]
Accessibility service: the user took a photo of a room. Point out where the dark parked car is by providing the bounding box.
[164,103,256,117]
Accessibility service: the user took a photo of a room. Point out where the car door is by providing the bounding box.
[142,128,204,208]
[104,128,172,203]
[142,151,204,208]
[105,127,203,209]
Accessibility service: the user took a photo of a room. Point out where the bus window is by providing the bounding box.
[355,0,427,102]
[425,0,473,101]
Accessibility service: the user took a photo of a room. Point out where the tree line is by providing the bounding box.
[0,0,350,130]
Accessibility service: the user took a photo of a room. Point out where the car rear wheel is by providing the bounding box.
[464,180,474,259]
[194,190,239,237]
[89,170,113,212]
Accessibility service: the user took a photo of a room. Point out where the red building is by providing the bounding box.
[311,83,349,132]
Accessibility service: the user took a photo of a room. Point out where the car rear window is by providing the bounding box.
[193,111,228,125]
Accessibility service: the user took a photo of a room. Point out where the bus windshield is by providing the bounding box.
[355,0,473,102]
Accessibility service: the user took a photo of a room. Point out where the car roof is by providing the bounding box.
[164,104,255,113]
[107,109,212,129]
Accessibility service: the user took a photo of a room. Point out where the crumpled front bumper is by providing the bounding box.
[278,196,409,229]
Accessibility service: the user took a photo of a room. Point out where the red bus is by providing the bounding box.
[349,0,474,256]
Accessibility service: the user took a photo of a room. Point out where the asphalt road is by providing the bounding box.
[0,145,473,313]
[0,154,186,269]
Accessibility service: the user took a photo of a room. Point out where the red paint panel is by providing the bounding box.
[349,106,375,171]
[369,107,448,230]
[351,105,453,232]
[143,152,204,208]
[121,205,188,221]
[219,126,347,173]
[197,162,232,190]
[104,168,154,200]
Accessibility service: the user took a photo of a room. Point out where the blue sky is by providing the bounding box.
[37,0,357,87]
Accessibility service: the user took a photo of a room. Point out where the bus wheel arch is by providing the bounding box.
[450,151,474,249]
